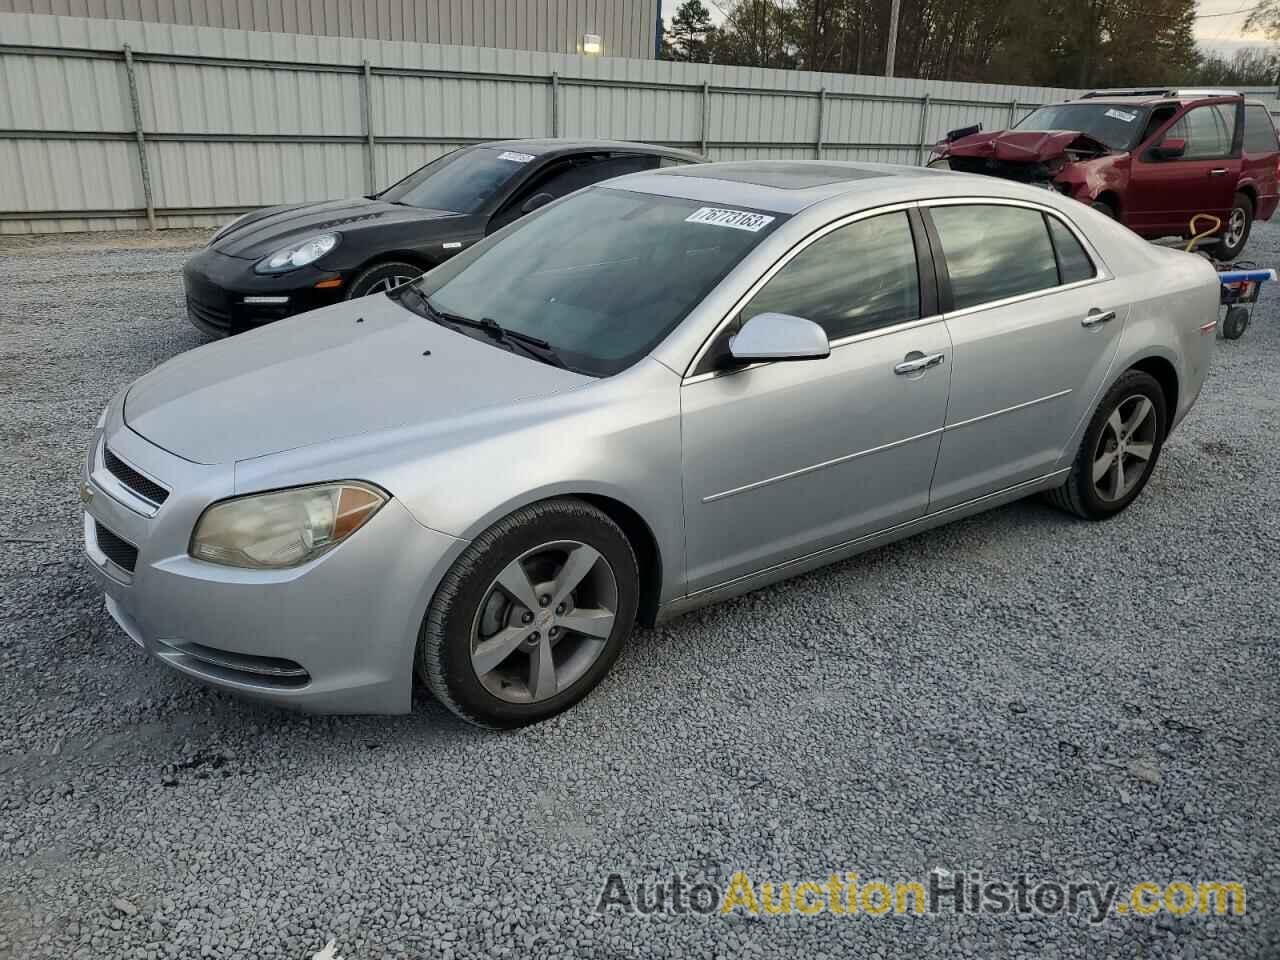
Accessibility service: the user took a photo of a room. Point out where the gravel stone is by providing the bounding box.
[0,223,1277,958]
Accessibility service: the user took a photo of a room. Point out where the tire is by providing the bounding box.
[1214,193,1253,261]
[1090,200,1116,219]
[345,260,423,299]
[1222,305,1250,340]
[416,498,639,728]
[1045,370,1168,521]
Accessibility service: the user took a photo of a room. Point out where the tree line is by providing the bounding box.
[662,0,1279,89]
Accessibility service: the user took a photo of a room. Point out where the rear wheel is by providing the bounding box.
[346,260,423,299]
[1214,193,1253,261]
[1045,370,1167,520]
[417,499,639,728]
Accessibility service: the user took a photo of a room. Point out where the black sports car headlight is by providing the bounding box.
[254,234,340,274]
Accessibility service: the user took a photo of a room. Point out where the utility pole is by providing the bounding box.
[885,0,901,77]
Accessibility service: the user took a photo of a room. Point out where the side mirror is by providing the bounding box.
[1151,137,1186,160]
[729,312,830,363]
[521,192,555,214]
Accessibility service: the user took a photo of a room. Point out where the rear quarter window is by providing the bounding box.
[1244,105,1279,154]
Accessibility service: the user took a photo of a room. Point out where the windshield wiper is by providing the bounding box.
[392,286,569,369]
[476,318,571,369]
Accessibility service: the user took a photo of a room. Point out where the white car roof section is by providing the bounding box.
[611,160,1061,215]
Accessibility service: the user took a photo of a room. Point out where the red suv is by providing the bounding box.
[929,88,1280,259]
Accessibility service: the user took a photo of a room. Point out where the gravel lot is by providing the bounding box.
[1,222,1277,960]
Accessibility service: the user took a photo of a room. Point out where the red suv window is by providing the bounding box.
[1165,104,1236,160]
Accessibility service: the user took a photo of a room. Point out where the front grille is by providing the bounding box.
[186,295,232,332]
[104,447,169,505]
[94,521,138,572]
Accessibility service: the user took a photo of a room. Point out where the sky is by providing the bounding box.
[658,0,1278,55]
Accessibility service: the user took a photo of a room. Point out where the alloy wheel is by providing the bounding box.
[470,540,619,704]
[1091,394,1157,502]
[367,274,418,294]
[1225,208,1247,249]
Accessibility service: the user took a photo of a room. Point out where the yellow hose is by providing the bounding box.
[1185,214,1222,253]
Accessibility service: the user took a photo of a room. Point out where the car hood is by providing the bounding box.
[940,129,1112,162]
[210,197,462,259]
[124,295,594,465]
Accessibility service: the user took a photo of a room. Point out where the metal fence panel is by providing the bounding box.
[0,0,658,59]
[0,10,1094,234]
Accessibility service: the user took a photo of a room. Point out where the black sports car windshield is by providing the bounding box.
[378,146,535,213]
[410,187,786,377]
[1014,103,1147,151]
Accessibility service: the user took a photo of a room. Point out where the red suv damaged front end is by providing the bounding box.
[928,90,1280,259]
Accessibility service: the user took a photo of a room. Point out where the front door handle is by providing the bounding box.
[1209,168,1229,176]
[1081,309,1116,328]
[894,351,946,375]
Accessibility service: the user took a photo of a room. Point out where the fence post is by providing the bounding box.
[815,87,826,159]
[362,60,376,193]
[551,72,560,137]
[701,80,710,156]
[122,44,155,230]
[1009,99,1019,126]
[916,93,931,165]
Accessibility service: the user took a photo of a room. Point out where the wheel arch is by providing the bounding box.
[1127,354,1179,419]
[1095,190,1122,218]
[1237,182,1258,209]
[349,249,438,280]
[457,486,669,629]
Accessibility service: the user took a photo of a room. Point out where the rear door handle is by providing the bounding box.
[894,352,945,375]
[1081,309,1116,328]
[1209,168,1229,176]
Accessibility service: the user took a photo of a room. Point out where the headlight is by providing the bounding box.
[96,403,108,429]
[254,234,339,274]
[190,482,387,569]
[209,211,253,245]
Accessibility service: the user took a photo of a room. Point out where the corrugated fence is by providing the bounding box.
[4,12,1275,235]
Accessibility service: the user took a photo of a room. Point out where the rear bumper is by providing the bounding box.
[1255,194,1279,222]
[183,249,344,337]
[82,415,467,714]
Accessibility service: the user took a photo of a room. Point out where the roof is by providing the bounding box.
[1064,91,1264,108]
[611,160,947,214]
[475,138,705,162]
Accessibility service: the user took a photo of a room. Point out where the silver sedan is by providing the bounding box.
[82,161,1219,727]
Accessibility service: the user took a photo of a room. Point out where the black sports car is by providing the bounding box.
[183,139,703,336]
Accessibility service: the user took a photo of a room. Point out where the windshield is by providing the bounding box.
[1015,103,1148,151]
[378,146,535,213]
[409,187,786,376]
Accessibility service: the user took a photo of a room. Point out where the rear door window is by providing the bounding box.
[929,205,1060,311]
[1244,105,1279,154]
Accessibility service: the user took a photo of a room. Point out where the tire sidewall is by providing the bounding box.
[346,261,422,300]
[1074,372,1168,518]
[421,501,639,727]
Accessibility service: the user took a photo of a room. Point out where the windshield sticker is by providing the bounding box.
[685,207,776,232]
[1105,109,1137,123]
[497,150,536,163]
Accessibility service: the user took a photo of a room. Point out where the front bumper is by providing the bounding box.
[183,248,346,337]
[81,413,466,714]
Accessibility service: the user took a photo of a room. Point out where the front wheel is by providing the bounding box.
[417,499,639,728]
[1045,370,1168,520]
[345,260,423,299]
